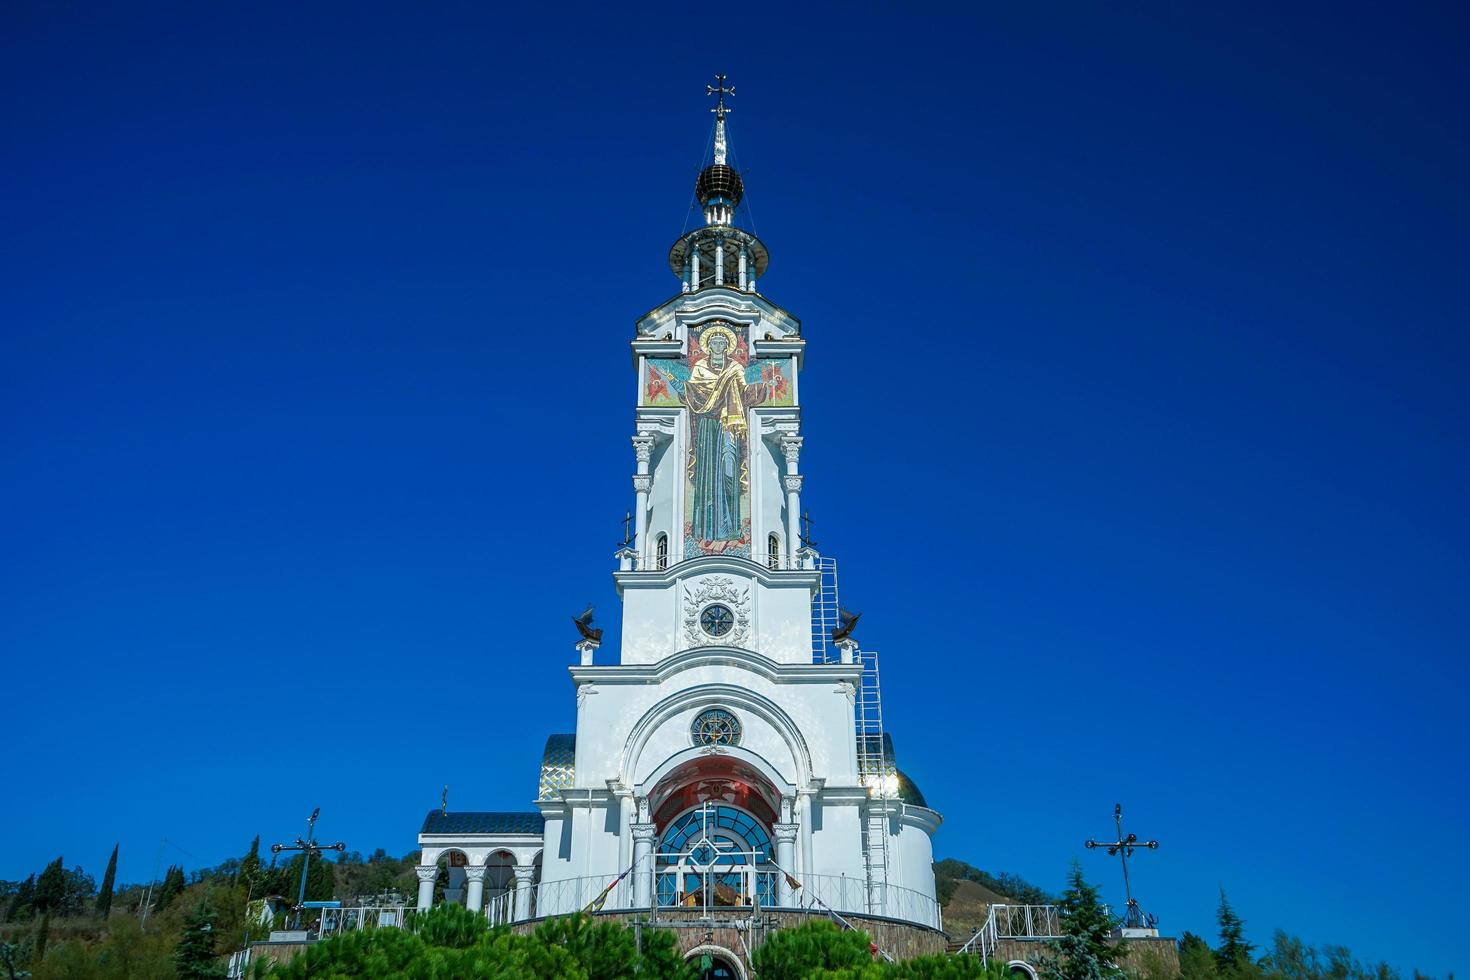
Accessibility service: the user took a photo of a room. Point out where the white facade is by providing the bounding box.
[416,105,942,932]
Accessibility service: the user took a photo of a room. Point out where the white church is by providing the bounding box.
[412,82,944,948]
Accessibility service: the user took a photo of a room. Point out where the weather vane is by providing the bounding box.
[707,74,734,120]
[1085,803,1159,929]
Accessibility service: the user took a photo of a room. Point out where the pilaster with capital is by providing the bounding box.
[773,823,800,905]
[512,865,537,921]
[463,864,486,913]
[415,864,438,910]
[631,822,659,907]
[779,434,804,563]
[631,434,656,563]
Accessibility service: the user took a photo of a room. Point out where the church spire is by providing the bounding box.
[668,76,767,293]
[708,74,734,166]
[697,74,743,227]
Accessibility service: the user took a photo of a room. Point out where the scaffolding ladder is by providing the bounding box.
[855,650,892,916]
[811,554,892,913]
[810,555,840,664]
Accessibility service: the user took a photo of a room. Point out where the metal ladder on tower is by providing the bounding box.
[810,555,892,913]
[855,649,892,916]
[810,555,840,664]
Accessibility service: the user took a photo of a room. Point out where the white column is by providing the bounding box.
[738,245,748,290]
[799,794,816,877]
[682,257,692,293]
[715,239,725,285]
[512,865,536,921]
[632,435,655,566]
[463,865,486,913]
[780,435,803,566]
[773,823,799,905]
[631,822,658,908]
[415,865,437,911]
[690,247,700,290]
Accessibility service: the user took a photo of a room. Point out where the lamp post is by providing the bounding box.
[270,807,346,929]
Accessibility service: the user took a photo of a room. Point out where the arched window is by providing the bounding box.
[655,533,668,570]
[767,533,781,569]
[656,805,774,908]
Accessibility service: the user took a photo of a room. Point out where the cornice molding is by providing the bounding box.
[569,646,861,687]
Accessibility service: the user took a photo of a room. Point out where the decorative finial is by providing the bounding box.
[707,74,734,166]
[707,74,734,121]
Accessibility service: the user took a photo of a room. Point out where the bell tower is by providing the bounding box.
[614,78,814,666]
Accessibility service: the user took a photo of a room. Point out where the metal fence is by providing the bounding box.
[956,904,1063,963]
[530,869,941,930]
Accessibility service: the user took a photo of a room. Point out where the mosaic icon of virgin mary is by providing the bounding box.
[682,323,778,552]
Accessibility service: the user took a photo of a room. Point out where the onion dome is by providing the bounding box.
[696,163,744,209]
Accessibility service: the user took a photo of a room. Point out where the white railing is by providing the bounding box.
[956,905,1063,964]
[315,904,419,936]
[796,873,943,931]
[626,551,815,572]
[529,869,941,930]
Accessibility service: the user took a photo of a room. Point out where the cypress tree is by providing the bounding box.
[96,843,119,919]
[4,874,33,923]
[236,836,262,895]
[155,864,187,913]
[32,856,66,960]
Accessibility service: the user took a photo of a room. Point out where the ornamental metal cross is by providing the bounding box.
[1085,803,1158,928]
[271,807,346,926]
[620,511,633,547]
[707,74,735,120]
[800,511,818,549]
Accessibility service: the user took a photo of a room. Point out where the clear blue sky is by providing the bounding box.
[3,2,1466,974]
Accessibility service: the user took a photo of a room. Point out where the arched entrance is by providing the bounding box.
[645,754,783,911]
[686,944,746,980]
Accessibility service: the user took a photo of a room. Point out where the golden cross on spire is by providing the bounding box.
[707,74,734,121]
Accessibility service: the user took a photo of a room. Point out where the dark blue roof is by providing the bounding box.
[420,811,545,835]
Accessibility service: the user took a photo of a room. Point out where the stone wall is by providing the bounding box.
[992,936,1180,976]
[513,906,950,960]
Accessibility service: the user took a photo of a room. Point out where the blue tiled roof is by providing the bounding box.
[420,811,545,836]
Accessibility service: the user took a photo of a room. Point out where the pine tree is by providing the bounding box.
[1215,890,1256,975]
[96,844,119,919]
[174,899,225,979]
[1039,862,1125,980]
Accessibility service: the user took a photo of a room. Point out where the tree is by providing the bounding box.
[5,876,34,923]
[95,845,118,920]
[1039,862,1125,980]
[174,899,225,979]
[751,919,876,980]
[59,866,96,917]
[31,860,64,918]
[1179,932,1219,980]
[31,858,66,962]
[154,864,187,914]
[1215,890,1256,977]
[236,837,262,897]
[0,940,28,980]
